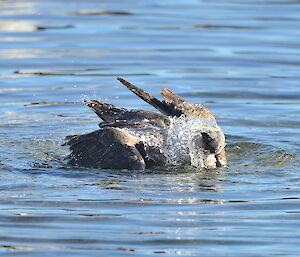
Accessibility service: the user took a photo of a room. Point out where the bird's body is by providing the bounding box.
[64,78,226,170]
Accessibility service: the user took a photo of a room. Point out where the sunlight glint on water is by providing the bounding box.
[0,0,299,256]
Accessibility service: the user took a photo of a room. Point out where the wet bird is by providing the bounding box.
[64,78,226,170]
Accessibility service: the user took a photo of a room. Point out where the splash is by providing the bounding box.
[124,116,225,169]
[124,125,165,148]
[161,116,225,168]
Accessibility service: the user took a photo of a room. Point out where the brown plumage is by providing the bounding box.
[64,78,226,170]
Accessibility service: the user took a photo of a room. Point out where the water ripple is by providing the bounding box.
[1,0,300,256]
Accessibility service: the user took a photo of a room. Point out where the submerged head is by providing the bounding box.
[162,116,226,169]
[190,126,226,168]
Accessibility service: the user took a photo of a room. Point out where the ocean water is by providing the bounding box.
[0,0,299,256]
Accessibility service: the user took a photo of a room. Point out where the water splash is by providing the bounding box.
[161,116,226,168]
[126,116,226,169]
[125,125,165,148]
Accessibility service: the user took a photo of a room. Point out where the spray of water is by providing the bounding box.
[126,115,225,169]
[161,116,225,168]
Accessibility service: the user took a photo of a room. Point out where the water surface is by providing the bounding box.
[0,0,300,256]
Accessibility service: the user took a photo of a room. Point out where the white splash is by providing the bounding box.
[161,116,225,168]
[124,126,165,148]
[125,115,226,169]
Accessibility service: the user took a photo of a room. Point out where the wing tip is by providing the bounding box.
[117,76,140,92]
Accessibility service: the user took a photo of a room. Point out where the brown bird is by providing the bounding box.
[64,78,226,170]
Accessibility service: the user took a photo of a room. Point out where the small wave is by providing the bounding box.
[226,141,295,168]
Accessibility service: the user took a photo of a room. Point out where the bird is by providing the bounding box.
[64,77,226,170]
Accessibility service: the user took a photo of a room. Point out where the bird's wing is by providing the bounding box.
[160,88,216,121]
[117,77,169,115]
[85,99,169,128]
[117,77,216,121]
[85,100,170,128]
[64,128,145,170]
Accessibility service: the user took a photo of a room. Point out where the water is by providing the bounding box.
[0,0,299,256]
[161,116,225,168]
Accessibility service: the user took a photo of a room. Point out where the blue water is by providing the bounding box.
[0,0,300,256]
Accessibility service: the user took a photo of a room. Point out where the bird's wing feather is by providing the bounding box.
[160,88,216,121]
[85,99,170,128]
[117,77,216,121]
[117,77,169,115]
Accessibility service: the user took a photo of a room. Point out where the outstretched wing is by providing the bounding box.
[117,77,216,121]
[116,77,170,115]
